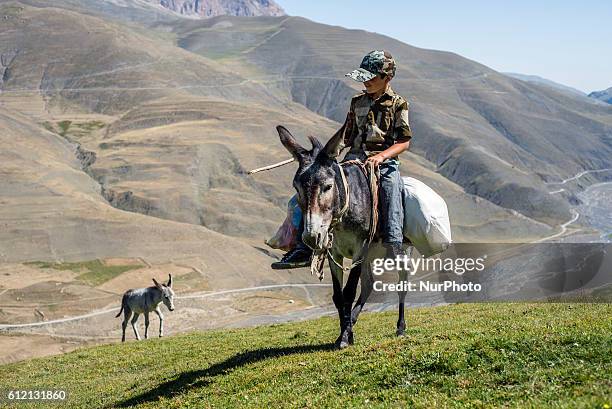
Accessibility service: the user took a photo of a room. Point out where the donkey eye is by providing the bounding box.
[322,184,333,192]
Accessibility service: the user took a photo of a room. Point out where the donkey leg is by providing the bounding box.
[144,312,150,339]
[343,265,361,345]
[352,265,374,325]
[396,246,412,337]
[131,313,141,340]
[121,308,132,342]
[329,261,348,349]
[396,267,408,337]
[154,308,164,337]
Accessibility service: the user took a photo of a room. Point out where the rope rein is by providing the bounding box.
[330,161,351,228]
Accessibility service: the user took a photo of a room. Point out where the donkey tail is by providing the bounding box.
[115,293,127,318]
[115,304,124,318]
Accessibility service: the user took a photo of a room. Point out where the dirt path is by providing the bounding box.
[532,209,580,243]
[539,167,612,241]
[0,283,331,330]
[546,168,612,186]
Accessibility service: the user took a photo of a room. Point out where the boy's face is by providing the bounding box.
[363,74,390,95]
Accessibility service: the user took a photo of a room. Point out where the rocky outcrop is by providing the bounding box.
[0,49,20,88]
[75,144,97,171]
[154,0,285,18]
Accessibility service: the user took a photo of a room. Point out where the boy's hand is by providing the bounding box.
[366,140,410,167]
[365,154,385,167]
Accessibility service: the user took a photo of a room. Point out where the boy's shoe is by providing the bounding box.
[271,247,313,269]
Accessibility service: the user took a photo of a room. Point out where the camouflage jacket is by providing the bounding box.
[341,86,412,158]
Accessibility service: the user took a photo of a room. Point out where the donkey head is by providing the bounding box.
[152,274,175,311]
[277,125,345,251]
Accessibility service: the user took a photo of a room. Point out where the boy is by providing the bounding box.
[272,50,412,269]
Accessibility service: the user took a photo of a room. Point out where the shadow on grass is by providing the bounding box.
[115,342,334,407]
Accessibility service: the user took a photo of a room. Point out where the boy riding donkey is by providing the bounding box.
[271,50,413,269]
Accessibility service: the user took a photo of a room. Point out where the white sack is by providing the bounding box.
[402,177,452,257]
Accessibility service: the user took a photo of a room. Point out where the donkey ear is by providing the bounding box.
[167,274,173,288]
[152,278,163,290]
[277,125,308,163]
[307,135,323,157]
[322,121,346,158]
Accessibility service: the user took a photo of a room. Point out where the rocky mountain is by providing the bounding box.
[149,0,285,18]
[589,87,612,104]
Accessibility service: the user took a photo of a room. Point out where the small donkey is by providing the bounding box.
[116,274,175,342]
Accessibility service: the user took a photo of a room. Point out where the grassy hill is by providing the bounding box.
[1,303,610,408]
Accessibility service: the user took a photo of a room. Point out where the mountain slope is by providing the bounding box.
[504,72,587,97]
[13,0,180,25]
[0,0,555,252]
[0,106,283,289]
[167,15,612,224]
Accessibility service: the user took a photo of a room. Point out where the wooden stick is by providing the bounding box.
[247,158,295,175]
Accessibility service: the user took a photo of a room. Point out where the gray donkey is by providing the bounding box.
[116,274,175,342]
[278,125,410,349]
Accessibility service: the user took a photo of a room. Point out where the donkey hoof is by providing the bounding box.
[396,329,405,337]
[334,336,350,350]
[337,340,350,349]
[348,331,355,345]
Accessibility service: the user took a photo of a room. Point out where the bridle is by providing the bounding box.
[311,159,379,278]
[329,161,351,228]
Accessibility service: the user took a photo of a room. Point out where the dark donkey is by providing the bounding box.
[277,125,410,349]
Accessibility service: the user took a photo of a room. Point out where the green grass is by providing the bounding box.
[0,303,610,408]
[24,259,142,286]
[57,120,72,136]
[74,120,106,132]
[41,120,106,139]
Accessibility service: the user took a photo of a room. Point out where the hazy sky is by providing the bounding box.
[279,0,611,93]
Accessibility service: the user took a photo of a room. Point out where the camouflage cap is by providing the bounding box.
[345,50,396,82]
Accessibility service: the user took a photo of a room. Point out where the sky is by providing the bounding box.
[279,0,611,93]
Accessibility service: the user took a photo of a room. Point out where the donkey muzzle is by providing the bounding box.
[303,211,333,250]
